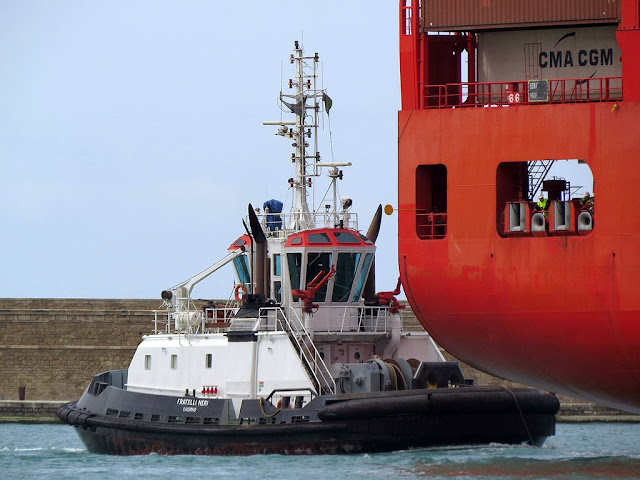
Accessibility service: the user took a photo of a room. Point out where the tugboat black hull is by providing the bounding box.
[59,385,559,455]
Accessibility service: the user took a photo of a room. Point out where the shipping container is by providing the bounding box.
[422,0,621,32]
[477,25,622,102]
[478,25,621,82]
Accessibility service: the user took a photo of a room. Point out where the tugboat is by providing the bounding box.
[58,41,559,455]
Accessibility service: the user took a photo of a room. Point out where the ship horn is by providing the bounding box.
[248,204,269,298]
[363,205,382,304]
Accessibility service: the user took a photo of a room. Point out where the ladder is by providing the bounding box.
[271,307,336,395]
[528,160,555,199]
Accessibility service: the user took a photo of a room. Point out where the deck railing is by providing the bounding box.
[250,211,359,237]
[416,212,447,240]
[153,306,238,335]
[153,303,396,337]
[424,77,622,109]
[300,305,392,334]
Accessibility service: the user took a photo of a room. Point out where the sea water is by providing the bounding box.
[1,423,639,480]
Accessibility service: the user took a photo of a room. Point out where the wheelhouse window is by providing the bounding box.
[333,231,360,244]
[358,233,373,244]
[332,252,361,302]
[233,255,250,285]
[306,252,332,302]
[205,353,212,369]
[352,253,373,302]
[170,354,178,370]
[416,164,447,239]
[308,233,331,244]
[287,253,302,302]
[232,237,247,247]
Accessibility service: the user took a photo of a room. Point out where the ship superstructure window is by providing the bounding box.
[496,159,594,237]
[416,164,447,239]
[273,254,282,303]
[170,354,178,370]
[274,281,282,302]
[306,252,332,302]
[308,233,331,244]
[358,233,373,244]
[287,253,302,302]
[233,255,250,285]
[205,353,212,369]
[144,355,152,370]
[274,254,281,276]
[233,238,247,247]
[333,232,360,244]
[352,252,373,302]
[332,252,361,302]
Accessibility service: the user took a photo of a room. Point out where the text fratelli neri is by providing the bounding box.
[176,397,209,412]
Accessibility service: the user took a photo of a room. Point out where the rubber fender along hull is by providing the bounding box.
[58,386,559,455]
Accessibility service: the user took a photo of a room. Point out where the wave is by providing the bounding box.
[405,455,640,478]
[0,446,86,454]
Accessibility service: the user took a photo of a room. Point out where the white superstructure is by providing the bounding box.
[125,41,444,415]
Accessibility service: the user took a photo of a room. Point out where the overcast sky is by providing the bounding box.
[0,1,402,299]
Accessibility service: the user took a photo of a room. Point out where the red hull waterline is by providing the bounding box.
[397,1,640,413]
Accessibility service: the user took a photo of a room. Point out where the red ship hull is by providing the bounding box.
[397,1,640,413]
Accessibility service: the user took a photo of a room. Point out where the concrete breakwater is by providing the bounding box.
[0,401,66,423]
[1,298,637,422]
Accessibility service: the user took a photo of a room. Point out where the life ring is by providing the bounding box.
[234,284,248,302]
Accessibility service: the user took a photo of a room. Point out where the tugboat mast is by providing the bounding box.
[266,41,353,231]
[290,40,318,229]
[266,41,327,231]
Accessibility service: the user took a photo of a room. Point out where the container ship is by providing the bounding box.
[397,0,640,414]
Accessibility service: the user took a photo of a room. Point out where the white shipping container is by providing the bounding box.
[478,26,621,83]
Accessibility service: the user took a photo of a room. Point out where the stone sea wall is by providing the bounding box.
[0,298,636,422]
[0,298,158,400]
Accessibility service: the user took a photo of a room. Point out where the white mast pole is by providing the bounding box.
[265,41,330,232]
[292,42,311,228]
